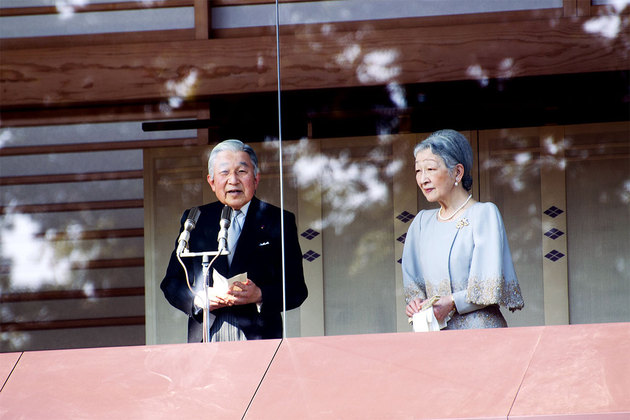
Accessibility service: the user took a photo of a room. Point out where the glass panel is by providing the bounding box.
[145,147,209,345]
[318,137,397,335]
[479,129,545,327]
[0,121,185,352]
[2,0,629,354]
[565,124,630,324]
[276,0,623,337]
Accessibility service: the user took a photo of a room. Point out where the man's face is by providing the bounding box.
[207,150,260,210]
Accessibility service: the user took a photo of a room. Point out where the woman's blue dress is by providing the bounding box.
[402,202,524,329]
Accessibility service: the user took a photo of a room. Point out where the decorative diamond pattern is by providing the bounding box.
[301,228,320,240]
[303,250,321,262]
[544,250,565,262]
[396,211,415,223]
[544,206,564,218]
[544,228,565,240]
[397,233,407,244]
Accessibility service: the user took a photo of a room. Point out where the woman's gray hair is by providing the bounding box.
[413,129,474,191]
[207,139,259,180]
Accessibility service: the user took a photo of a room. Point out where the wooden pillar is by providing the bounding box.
[194,1,212,146]
[194,0,212,40]
[195,106,210,146]
[563,0,577,17]
[540,127,570,325]
[577,0,591,16]
[297,139,326,337]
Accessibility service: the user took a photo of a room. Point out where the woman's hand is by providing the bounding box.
[432,295,456,321]
[405,297,425,317]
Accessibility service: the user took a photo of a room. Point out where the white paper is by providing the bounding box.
[212,269,247,294]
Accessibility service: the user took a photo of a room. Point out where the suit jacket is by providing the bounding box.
[160,197,308,342]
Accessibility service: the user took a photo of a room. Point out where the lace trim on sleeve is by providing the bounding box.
[466,275,525,311]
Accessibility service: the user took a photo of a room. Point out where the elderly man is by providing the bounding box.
[161,139,308,342]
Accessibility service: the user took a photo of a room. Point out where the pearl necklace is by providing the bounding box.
[438,194,472,221]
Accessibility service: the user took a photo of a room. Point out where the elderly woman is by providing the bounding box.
[402,129,524,330]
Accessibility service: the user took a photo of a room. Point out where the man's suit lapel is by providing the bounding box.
[228,197,261,276]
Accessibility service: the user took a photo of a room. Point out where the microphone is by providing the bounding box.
[176,207,201,255]
[217,205,232,251]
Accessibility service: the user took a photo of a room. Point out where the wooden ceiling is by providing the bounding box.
[1,2,628,118]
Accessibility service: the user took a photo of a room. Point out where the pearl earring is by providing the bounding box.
[455,181,459,186]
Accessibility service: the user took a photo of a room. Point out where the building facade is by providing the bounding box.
[1,0,629,351]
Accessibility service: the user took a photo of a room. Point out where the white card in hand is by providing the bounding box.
[212,269,247,294]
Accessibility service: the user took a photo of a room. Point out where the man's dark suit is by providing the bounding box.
[161,196,308,342]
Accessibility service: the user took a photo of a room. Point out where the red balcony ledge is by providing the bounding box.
[1,322,629,419]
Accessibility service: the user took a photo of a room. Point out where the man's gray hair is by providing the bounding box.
[207,139,259,180]
[413,129,474,191]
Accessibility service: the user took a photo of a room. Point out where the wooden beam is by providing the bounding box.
[1,258,145,273]
[0,102,200,127]
[211,0,358,5]
[0,29,195,51]
[0,199,144,214]
[0,139,198,156]
[0,170,143,186]
[278,17,629,91]
[0,0,193,17]
[0,316,145,332]
[1,17,628,108]
[35,228,144,241]
[0,287,145,303]
[46,228,142,241]
[70,258,145,270]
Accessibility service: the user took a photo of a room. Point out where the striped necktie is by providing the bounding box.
[227,210,242,265]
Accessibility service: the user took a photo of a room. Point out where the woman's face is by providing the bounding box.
[414,148,456,203]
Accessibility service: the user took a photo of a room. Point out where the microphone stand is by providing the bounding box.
[179,248,229,343]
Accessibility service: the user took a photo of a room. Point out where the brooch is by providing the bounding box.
[455,218,469,229]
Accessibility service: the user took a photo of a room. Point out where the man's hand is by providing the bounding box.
[194,288,233,311]
[194,280,262,311]
[228,279,262,306]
